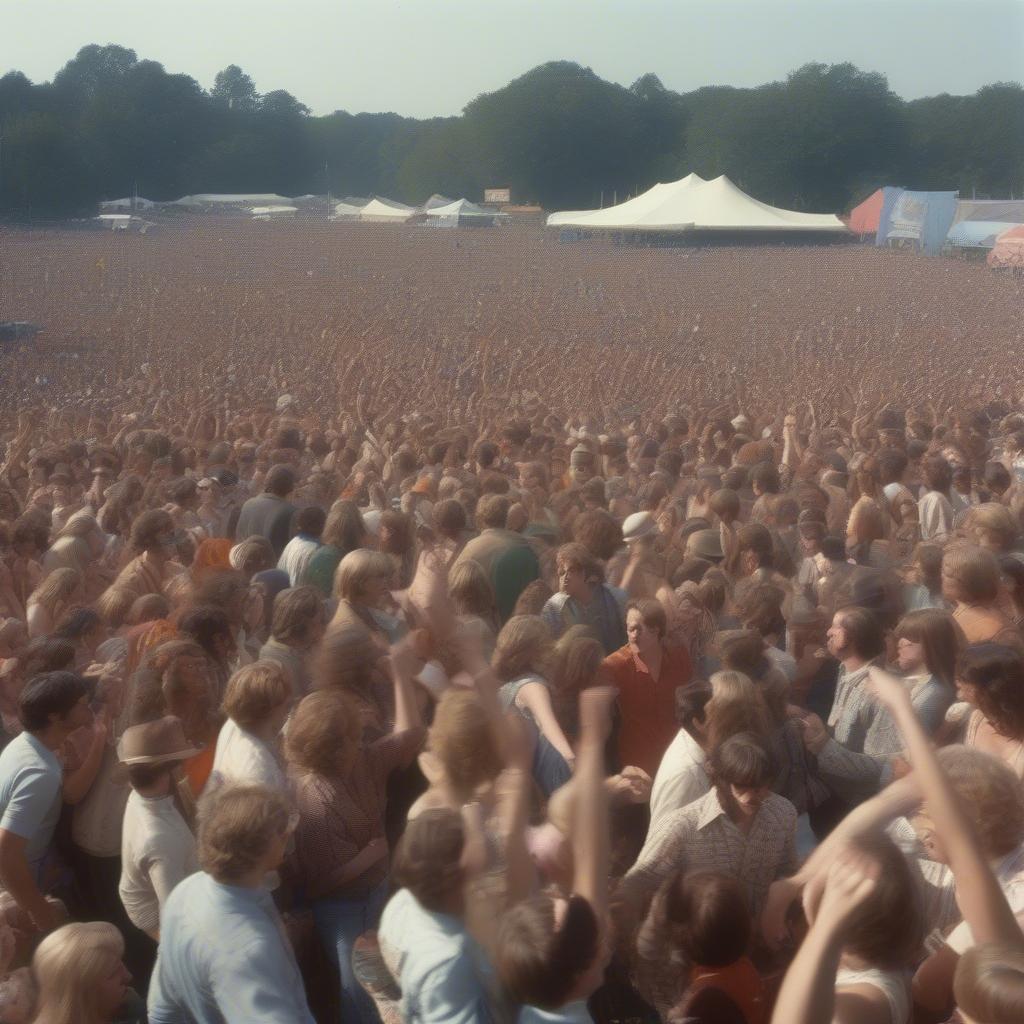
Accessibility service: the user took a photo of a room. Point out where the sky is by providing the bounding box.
[1,0,1021,118]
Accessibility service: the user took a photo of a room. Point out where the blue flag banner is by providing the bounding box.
[876,188,959,256]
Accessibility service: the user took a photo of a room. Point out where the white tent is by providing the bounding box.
[172,193,291,207]
[422,194,455,211]
[100,197,155,211]
[424,198,508,227]
[547,173,847,233]
[330,202,365,221]
[547,174,706,227]
[359,197,416,222]
[251,205,297,220]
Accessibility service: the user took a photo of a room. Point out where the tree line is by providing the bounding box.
[0,44,1021,218]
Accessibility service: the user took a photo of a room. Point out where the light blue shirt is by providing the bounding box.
[0,731,62,868]
[148,872,314,1024]
[379,887,496,1023]
[519,1001,593,1023]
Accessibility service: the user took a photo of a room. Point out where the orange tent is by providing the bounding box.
[988,225,1024,269]
[847,189,885,236]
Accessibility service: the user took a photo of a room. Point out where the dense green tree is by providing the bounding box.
[211,65,260,113]
[0,45,1020,219]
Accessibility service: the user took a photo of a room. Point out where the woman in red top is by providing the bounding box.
[603,598,692,777]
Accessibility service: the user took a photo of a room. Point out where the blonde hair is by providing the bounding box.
[705,670,770,751]
[492,615,553,682]
[955,942,1024,1023]
[429,689,503,802]
[448,560,497,619]
[286,689,361,775]
[333,548,393,602]
[222,661,292,729]
[968,503,1019,553]
[28,568,81,613]
[197,784,290,882]
[95,586,135,629]
[31,921,124,1024]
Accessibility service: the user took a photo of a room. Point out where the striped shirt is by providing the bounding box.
[619,787,797,917]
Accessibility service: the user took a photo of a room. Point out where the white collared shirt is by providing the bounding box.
[648,728,709,837]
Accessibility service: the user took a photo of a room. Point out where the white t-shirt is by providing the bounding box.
[119,790,198,934]
[946,841,1024,953]
[211,718,287,793]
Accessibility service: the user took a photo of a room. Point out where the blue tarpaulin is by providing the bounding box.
[876,189,959,255]
[946,220,1019,250]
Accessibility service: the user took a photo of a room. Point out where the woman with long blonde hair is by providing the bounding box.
[26,568,82,639]
[31,921,135,1024]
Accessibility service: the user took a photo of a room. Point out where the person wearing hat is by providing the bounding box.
[568,444,597,487]
[118,717,200,985]
[684,529,724,565]
[616,511,669,600]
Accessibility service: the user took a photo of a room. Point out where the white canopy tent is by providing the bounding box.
[547,174,706,227]
[251,205,297,220]
[547,173,847,234]
[173,193,291,207]
[424,198,508,227]
[359,198,416,222]
[100,197,155,211]
[331,202,366,221]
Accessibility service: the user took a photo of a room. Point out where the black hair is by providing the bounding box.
[19,671,89,732]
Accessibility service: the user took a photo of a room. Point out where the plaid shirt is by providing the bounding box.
[818,668,951,802]
[619,787,797,918]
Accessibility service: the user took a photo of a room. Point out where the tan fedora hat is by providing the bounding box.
[118,716,201,767]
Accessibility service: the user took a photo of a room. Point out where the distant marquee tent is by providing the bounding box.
[547,173,848,235]
[358,198,416,222]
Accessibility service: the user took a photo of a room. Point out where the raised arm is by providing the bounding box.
[867,665,1023,946]
[573,687,614,918]
[388,637,423,735]
[771,852,880,1024]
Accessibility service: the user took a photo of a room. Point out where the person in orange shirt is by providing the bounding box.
[603,598,692,777]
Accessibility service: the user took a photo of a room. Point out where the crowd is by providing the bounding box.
[0,226,1022,1023]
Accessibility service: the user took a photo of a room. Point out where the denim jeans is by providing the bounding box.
[313,880,388,1023]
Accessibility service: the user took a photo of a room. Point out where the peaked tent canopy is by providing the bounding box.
[359,198,416,222]
[547,174,847,233]
[100,197,155,211]
[547,174,706,227]
[988,225,1024,269]
[424,198,509,226]
[331,198,369,220]
[422,194,456,211]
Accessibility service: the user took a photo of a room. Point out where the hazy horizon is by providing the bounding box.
[1,0,1021,118]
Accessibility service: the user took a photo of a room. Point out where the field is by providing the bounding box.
[1,220,1021,436]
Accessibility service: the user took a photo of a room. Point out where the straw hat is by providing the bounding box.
[117,717,201,767]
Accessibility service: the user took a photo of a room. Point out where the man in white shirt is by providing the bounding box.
[647,683,711,837]
[118,717,200,987]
